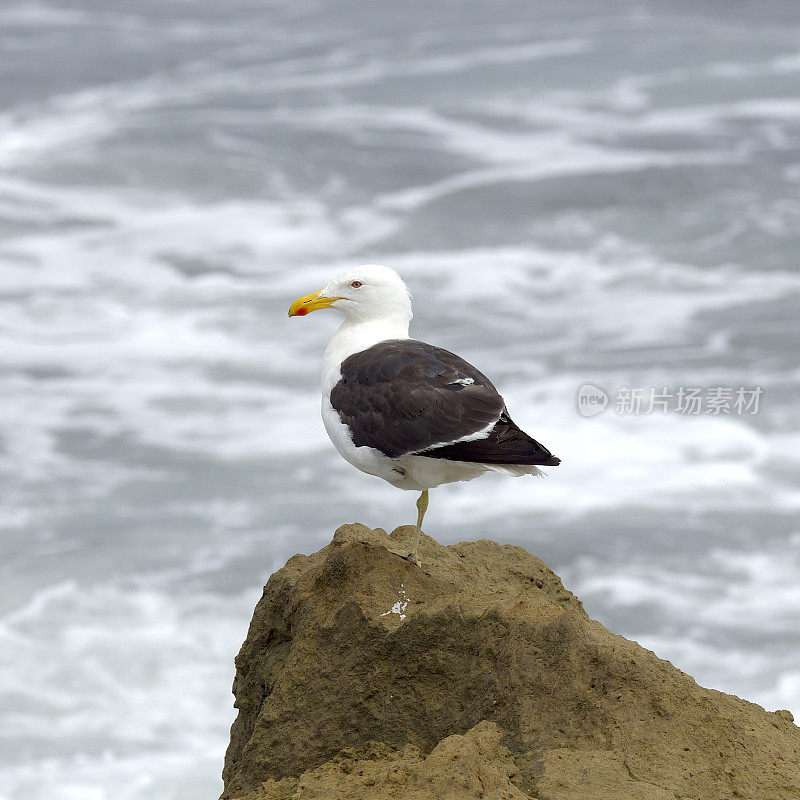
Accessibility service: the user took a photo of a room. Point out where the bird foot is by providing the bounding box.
[387,547,422,567]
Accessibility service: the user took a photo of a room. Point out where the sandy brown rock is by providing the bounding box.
[222,523,800,800]
[236,721,527,800]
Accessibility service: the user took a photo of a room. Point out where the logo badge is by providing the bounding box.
[577,384,609,417]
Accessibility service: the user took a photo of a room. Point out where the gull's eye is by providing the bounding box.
[350,280,363,288]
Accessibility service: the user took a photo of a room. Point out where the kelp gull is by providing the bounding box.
[289,265,559,566]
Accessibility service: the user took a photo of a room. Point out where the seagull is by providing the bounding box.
[289,265,559,566]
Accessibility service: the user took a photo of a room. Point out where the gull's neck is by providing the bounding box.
[321,315,410,390]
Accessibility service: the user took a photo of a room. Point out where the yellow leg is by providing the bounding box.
[409,489,428,563]
[388,489,428,567]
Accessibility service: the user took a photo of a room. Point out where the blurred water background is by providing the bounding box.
[1,1,800,797]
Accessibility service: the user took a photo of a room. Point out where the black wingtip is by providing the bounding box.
[546,456,561,466]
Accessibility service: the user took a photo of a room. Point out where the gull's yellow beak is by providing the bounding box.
[288,290,339,317]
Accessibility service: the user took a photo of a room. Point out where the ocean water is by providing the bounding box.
[1,1,800,797]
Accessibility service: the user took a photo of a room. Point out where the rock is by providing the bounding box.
[221,524,800,800]
[234,721,528,800]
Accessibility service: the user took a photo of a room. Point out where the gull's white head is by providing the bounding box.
[289,264,412,324]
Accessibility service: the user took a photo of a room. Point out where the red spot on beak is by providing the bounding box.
[295,307,308,316]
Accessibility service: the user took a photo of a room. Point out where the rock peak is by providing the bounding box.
[222,524,800,800]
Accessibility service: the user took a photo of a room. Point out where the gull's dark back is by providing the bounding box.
[330,339,560,466]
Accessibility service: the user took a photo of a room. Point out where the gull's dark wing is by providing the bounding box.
[329,339,559,466]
